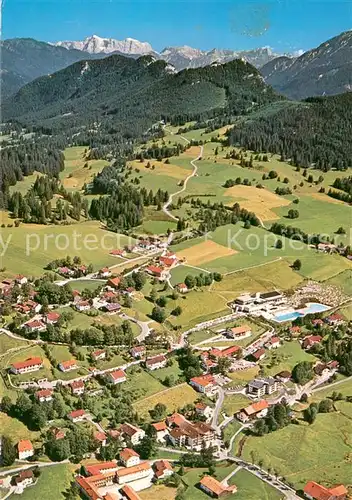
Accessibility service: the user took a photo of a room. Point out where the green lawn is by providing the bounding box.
[5,345,54,382]
[311,377,352,402]
[228,469,284,500]
[182,462,240,500]
[149,359,182,383]
[241,412,352,490]
[19,464,74,500]
[0,333,30,356]
[222,395,252,419]
[324,269,352,297]
[260,341,318,377]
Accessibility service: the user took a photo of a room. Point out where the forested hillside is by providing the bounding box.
[3,54,279,137]
[228,93,352,171]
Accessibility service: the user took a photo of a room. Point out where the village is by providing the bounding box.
[0,235,351,500]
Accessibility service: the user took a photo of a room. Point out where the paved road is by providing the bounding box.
[119,312,151,342]
[212,387,225,430]
[311,374,352,393]
[0,459,70,477]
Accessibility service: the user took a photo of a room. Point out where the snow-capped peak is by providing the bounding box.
[55,35,154,55]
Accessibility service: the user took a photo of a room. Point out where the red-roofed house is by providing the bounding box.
[159,256,178,269]
[35,388,53,403]
[85,461,118,477]
[68,409,87,422]
[153,460,173,480]
[120,448,140,467]
[195,402,213,420]
[110,249,126,257]
[45,312,61,325]
[70,380,85,395]
[75,300,91,312]
[105,369,126,385]
[176,283,188,293]
[303,481,347,500]
[23,319,46,333]
[237,400,269,423]
[94,431,107,448]
[119,423,145,445]
[227,324,252,339]
[200,476,237,498]
[251,348,266,361]
[17,440,34,460]
[265,337,281,350]
[190,375,216,395]
[91,349,106,361]
[10,357,43,375]
[145,355,167,371]
[107,277,121,289]
[146,265,168,281]
[312,319,324,328]
[302,335,323,350]
[58,359,78,372]
[151,421,169,442]
[289,326,301,335]
[116,462,153,485]
[120,485,142,500]
[130,346,146,359]
[326,314,345,326]
[99,267,111,278]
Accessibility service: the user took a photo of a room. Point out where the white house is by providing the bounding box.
[119,423,145,446]
[120,448,140,468]
[35,389,53,403]
[68,409,87,423]
[10,357,43,375]
[17,440,34,460]
[116,461,153,485]
[151,421,169,442]
[105,369,126,385]
[145,355,167,371]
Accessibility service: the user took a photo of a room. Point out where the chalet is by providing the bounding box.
[146,265,168,281]
[227,324,252,339]
[120,485,142,500]
[105,369,126,385]
[110,249,126,257]
[247,378,280,397]
[195,402,213,420]
[302,335,323,350]
[176,283,188,293]
[190,374,216,395]
[68,409,87,422]
[17,440,34,460]
[145,354,167,370]
[265,336,281,350]
[237,400,269,423]
[251,348,266,361]
[35,388,53,403]
[325,314,345,326]
[151,421,169,442]
[94,431,107,448]
[120,448,140,468]
[103,302,121,314]
[13,470,34,488]
[15,275,28,285]
[130,345,146,359]
[45,312,60,324]
[70,380,85,395]
[75,300,91,312]
[303,481,347,500]
[119,423,145,445]
[98,267,111,278]
[116,461,153,485]
[58,359,78,372]
[10,357,43,375]
[275,371,292,383]
[91,349,106,361]
[102,290,117,302]
[199,476,237,498]
[107,276,121,289]
[23,319,46,333]
[153,460,173,480]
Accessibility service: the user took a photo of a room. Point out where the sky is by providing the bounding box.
[2,0,352,54]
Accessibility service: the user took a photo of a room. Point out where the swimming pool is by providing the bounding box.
[273,303,330,323]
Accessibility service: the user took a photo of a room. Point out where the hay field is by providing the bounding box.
[224,185,291,220]
[176,240,238,266]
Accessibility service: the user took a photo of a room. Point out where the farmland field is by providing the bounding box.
[228,469,284,500]
[133,383,198,420]
[18,464,74,500]
[241,412,352,490]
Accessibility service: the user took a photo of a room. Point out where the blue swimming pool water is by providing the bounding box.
[274,303,330,323]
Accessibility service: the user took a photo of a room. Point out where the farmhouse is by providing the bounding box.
[145,354,167,370]
[17,440,34,460]
[275,371,292,383]
[265,336,281,349]
[195,402,213,420]
[159,255,178,269]
[45,312,61,324]
[105,369,127,385]
[70,380,85,395]
[199,476,237,498]
[119,423,145,445]
[120,448,140,468]
[227,324,252,339]
[251,348,266,361]
[68,409,87,423]
[303,481,348,500]
[15,275,28,285]
[325,313,345,326]
[237,400,269,423]
[75,300,91,312]
[146,265,168,280]
[110,249,126,257]
[13,470,34,489]
[153,460,173,480]
[302,335,323,350]
[176,283,188,293]
[151,421,169,442]
[116,461,153,485]
[23,319,46,333]
[247,378,280,398]
[99,267,112,278]
[35,388,53,403]
[209,346,241,359]
[58,359,78,372]
[91,349,106,361]
[94,431,107,448]
[190,374,216,394]
[10,357,43,375]
[103,302,121,314]
[107,276,121,289]
[130,345,146,359]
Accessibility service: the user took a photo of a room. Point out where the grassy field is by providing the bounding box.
[133,383,198,421]
[19,464,74,500]
[228,469,284,500]
[0,333,30,356]
[0,412,40,443]
[60,146,109,192]
[5,345,54,382]
[222,394,252,418]
[182,462,240,500]
[324,270,352,297]
[139,484,177,500]
[241,412,352,490]
[260,341,318,377]
[0,220,134,277]
[311,377,352,402]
